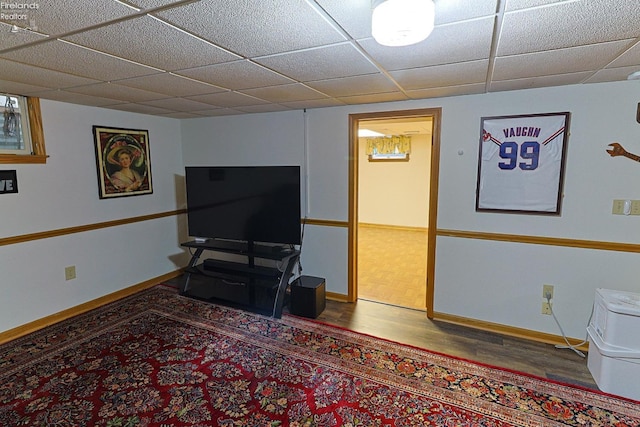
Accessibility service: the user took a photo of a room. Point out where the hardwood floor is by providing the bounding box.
[168,268,599,392]
[313,298,598,390]
[357,225,427,310]
[352,226,598,389]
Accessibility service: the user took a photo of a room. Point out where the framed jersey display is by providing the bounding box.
[476,112,570,214]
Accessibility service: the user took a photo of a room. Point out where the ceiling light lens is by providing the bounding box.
[358,128,385,137]
[372,0,435,47]
[628,71,640,80]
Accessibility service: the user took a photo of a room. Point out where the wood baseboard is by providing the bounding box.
[433,311,589,352]
[322,292,589,352]
[358,223,427,233]
[326,291,350,302]
[0,270,183,345]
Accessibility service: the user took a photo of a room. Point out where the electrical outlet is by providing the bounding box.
[541,301,552,315]
[542,284,554,300]
[65,266,76,281]
[631,200,640,215]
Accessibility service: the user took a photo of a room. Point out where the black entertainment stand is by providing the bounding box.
[179,240,300,318]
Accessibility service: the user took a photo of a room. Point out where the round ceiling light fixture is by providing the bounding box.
[372,0,435,47]
[627,71,640,80]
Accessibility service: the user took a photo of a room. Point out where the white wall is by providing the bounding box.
[432,82,640,337]
[180,80,640,340]
[5,81,637,340]
[180,109,348,294]
[358,134,431,227]
[0,100,189,333]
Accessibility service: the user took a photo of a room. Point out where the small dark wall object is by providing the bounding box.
[637,103,640,124]
[0,170,18,194]
[290,276,326,319]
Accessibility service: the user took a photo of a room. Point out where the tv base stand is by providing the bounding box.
[180,240,300,318]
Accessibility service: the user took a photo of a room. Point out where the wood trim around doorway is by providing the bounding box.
[348,108,442,318]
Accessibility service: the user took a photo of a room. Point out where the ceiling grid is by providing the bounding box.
[0,0,637,118]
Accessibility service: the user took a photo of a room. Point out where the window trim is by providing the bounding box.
[0,97,46,164]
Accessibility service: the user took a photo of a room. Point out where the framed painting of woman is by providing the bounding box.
[93,126,153,199]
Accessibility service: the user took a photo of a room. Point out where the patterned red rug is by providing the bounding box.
[0,285,637,426]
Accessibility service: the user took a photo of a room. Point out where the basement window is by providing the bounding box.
[0,94,46,164]
[366,135,411,162]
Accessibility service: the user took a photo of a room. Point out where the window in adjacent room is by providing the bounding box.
[366,135,411,161]
[0,94,46,163]
[1,93,31,154]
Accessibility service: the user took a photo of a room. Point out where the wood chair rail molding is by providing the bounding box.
[4,216,634,255]
[437,229,640,253]
[0,209,186,247]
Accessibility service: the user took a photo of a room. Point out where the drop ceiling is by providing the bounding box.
[1,0,639,118]
[360,117,433,136]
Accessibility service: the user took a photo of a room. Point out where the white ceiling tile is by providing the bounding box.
[107,103,174,115]
[1,0,638,115]
[493,40,634,81]
[0,79,50,95]
[337,92,409,105]
[0,22,47,50]
[390,60,489,90]
[12,0,139,36]
[406,83,487,99]
[314,0,372,39]
[175,60,294,90]
[235,104,293,114]
[607,41,640,69]
[498,0,640,56]
[359,18,495,70]
[240,84,329,103]
[186,91,270,108]
[156,0,346,57]
[585,66,640,84]
[505,0,569,11]
[0,58,101,89]
[25,89,125,107]
[0,40,162,81]
[280,98,345,109]
[64,15,239,71]
[434,0,498,24]
[256,43,379,82]
[192,109,246,117]
[489,72,594,92]
[126,0,186,10]
[139,97,217,112]
[305,74,399,97]
[114,73,226,97]
[158,112,202,119]
[66,82,168,103]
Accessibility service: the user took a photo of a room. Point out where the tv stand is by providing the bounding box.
[179,240,300,318]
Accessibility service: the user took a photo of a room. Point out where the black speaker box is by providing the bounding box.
[290,276,326,318]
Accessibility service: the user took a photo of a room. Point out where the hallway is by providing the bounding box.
[357,225,427,310]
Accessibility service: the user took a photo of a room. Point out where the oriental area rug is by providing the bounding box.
[0,286,638,426]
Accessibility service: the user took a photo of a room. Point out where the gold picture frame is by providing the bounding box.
[93,126,153,199]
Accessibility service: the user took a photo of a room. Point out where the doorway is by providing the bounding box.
[348,108,441,318]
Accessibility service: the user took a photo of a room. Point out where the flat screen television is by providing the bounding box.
[185,166,301,245]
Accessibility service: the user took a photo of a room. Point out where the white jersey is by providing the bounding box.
[477,114,568,212]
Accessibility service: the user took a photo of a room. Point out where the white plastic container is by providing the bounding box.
[587,326,640,401]
[590,288,640,351]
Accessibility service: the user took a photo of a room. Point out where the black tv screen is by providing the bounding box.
[185,166,301,245]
